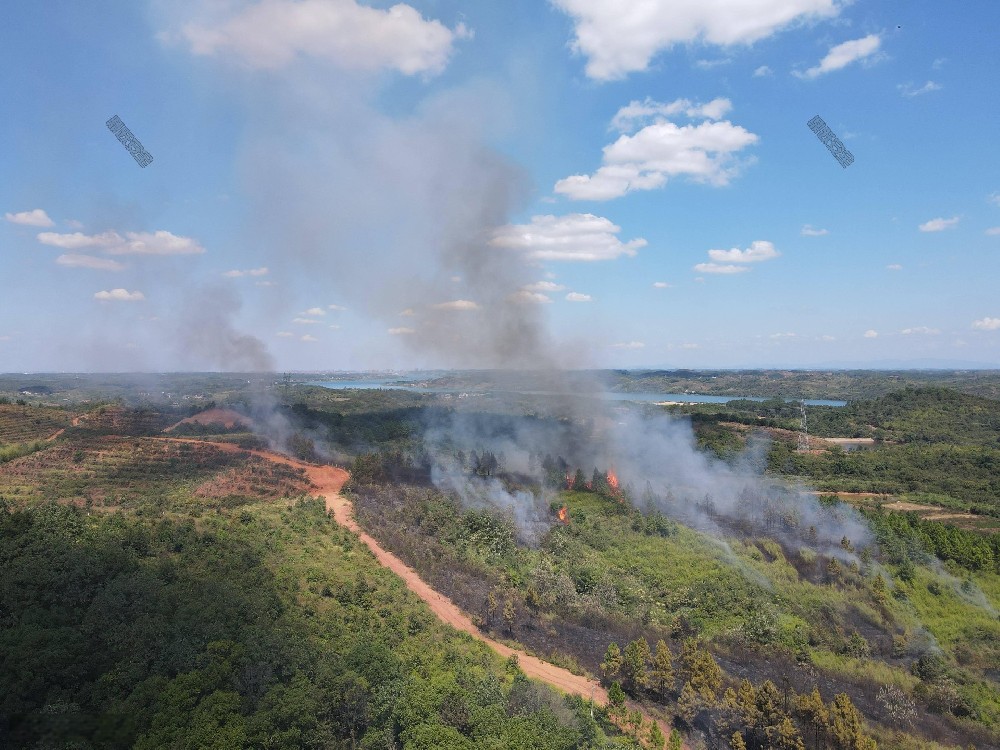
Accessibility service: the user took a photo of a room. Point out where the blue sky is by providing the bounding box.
[2,0,999,371]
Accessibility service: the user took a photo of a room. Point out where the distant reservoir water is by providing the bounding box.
[308,379,847,407]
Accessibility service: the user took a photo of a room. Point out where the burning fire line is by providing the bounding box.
[557,505,569,524]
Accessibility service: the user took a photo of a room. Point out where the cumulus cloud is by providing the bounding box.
[918,216,959,232]
[555,100,758,200]
[491,213,646,261]
[693,262,749,274]
[565,292,592,302]
[801,224,828,236]
[972,317,1000,331]
[681,342,700,349]
[276,331,294,337]
[508,290,553,305]
[292,317,320,324]
[223,266,269,277]
[256,280,277,287]
[898,80,942,97]
[94,288,145,302]
[300,307,326,316]
[551,0,840,80]
[653,281,672,288]
[707,240,779,263]
[901,326,940,335]
[611,340,645,350]
[886,263,903,271]
[432,299,480,311]
[753,65,773,77]
[5,209,53,227]
[989,192,1000,208]
[56,254,126,271]
[986,227,1000,236]
[399,308,416,316]
[864,329,878,338]
[388,327,415,335]
[177,0,469,75]
[796,34,881,79]
[609,96,731,132]
[300,334,318,342]
[523,281,566,293]
[328,304,347,311]
[38,229,205,255]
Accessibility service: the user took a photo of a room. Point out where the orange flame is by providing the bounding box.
[565,471,574,490]
[557,505,569,524]
[606,469,619,491]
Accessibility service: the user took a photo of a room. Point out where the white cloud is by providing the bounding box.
[179,0,468,76]
[523,281,566,293]
[56,254,126,271]
[276,331,294,337]
[796,34,881,79]
[491,213,646,261]
[707,240,779,264]
[388,327,415,335]
[611,341,645,350]
[328,304,346,311]
[292,317,320,324]
[900,326,940,335]
[681,342,700,349]
[609,97,731,132]
[753,65,773,77]
[692,262,749,274]
[898,80,942,97]
[223,266,269,277]
[652,281,672,288]
[508,290,553,305]
[972,317,1000,331]
[329,324,341,330]
[820,335,836,341]
[886,264,903,271]
[300,307,326,316]
[551,0,840,80]
[864,329,878,338]
[301,334,318,342]
[256,280,277,287]
[918,216,959,232]
[769,332,796,339]
[801,224,828,236]
[555,101,758,200]
[566,292,592,302]
[37,229,204,255]
[5,209,53,227]
[94,288,144,302]
[432,299,480,311]
[986,227,1000,236]
[400,308,416,317]
[988,192,1000,207]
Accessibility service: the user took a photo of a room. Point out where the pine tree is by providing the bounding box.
[829,693,871,750]
[648,721,666,749]
[601,642,623,683]
[678,681,699,725]
[622,638,651,691]
[766,717,806,750]
[730,732,747,750]
[650,640,675,698]
[793,686,829,749]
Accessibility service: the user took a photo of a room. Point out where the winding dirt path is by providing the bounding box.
[159,437,675,742]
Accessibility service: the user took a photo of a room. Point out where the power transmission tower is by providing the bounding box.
[798,402,809,452]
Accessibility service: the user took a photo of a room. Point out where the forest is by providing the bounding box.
[1,370,999,749]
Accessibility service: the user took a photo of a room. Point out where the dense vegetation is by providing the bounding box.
[347,460,1000,749]
[3,371,1000,749]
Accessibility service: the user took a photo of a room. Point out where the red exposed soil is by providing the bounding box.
[164,408,256,432]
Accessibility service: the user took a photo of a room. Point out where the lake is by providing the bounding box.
[307,380,847,407]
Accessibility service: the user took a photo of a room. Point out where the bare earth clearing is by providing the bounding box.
[159,437,677,743]
[164,407,257,432]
